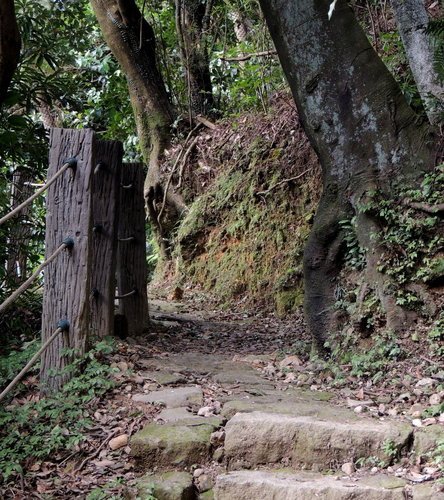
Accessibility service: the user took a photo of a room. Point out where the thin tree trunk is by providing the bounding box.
[91,0,185,259]
[175,0,215,117]
[259,0,436,352]
[0,0,21,104]
[391,0,444,125]
[6,169,33,285]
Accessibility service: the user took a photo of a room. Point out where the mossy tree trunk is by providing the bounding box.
[259,0,436,353]
[91,0,186,259]
[175,0,215,117]
[0,0,20,104]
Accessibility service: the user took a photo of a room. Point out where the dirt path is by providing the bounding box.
[124,299,444,499]
[147,298,307,355]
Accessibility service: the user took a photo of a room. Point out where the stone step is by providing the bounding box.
[136,471,196,500]
[224,411,412,470]
[131,417,223,470]
[136,470,217,500]
[214,470,444,500]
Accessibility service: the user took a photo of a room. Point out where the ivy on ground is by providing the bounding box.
[0,339,117,482]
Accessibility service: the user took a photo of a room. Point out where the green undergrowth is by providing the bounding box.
[175,114,320,313]
[0,338,117,482]
[0,290,43,354]
[433,439,444,474]
[366,167,444,298]
[428,313,444,357]
[340,165,444,289]
[0,339,40,388]
[325,328,406,385]
[328,166,444,380]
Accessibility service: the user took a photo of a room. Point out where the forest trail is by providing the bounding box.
[123,298,444,499]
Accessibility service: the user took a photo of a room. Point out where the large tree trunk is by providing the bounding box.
[91,0,185,259]
[0,0,21,104]
[391,0,444,125]
[259,0,436,353]
[175,0,214,117]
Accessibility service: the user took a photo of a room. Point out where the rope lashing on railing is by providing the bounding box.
[0,238,74,314]
[118,236,136,242]
[115,288,137,300]
[0,320,69,403]
[0,158,77,227]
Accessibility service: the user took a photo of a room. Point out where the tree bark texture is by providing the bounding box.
[0,0,20,104]
[91,0,184,259]
[117,163,148,336]
[259,0,436,352]
[90,140,123,339]
[40,129,95,393]
[391,0,444,125]
[176,0,214,117]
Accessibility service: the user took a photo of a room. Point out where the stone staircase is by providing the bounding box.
[127,353,444,499]
[216,471,409,500]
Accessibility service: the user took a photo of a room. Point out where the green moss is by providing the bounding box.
[131,421,218,468]
[173,113,319,315]
[199,490,214,500]
[137,471,195,500]
[275,288,304,317]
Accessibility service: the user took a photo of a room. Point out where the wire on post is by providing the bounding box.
[0,159,77,227]
[0,238,74,314]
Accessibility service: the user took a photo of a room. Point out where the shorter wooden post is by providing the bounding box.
[116,163,148,336]
[41,128,95,392]
[90,140,122,338]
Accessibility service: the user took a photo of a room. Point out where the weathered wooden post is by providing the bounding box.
[41,129,95,392]
[90,140,123,338]
[116,163,149,336]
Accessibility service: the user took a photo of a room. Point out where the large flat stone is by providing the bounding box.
[137,471,196,500]
[224,411,412,470]
[221,394,346,420]
[412,482,444,499]
[157,407,201,422]
[212,367,270,386]
[214,471,407,500]
[141,371,187,386]
[219,386,335,419]
[132,386,203,407]
[131,419,222,470]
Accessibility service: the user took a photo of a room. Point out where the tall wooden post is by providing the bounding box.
[41,129,95,392]
[90,140,123,338]
[116,163,149,336]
